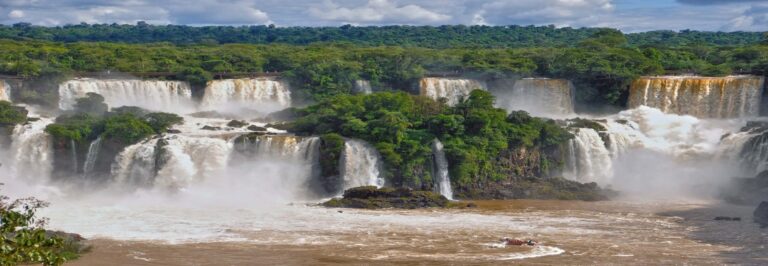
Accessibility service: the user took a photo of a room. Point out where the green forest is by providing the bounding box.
[1,27,767,107]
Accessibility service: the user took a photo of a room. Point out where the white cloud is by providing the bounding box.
[308,0,450,24]
[475,0,615,26]
[8,10,24,19]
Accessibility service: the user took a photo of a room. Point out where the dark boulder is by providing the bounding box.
[754,201,768,227]
[247,125,267,131]
[323,186,449,209]
[227,120,248,128]
[201,125,221,131]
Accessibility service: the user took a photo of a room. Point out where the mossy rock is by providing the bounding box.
[227,120,248,128]
[567,118,607,132]
[323,186,449,209]
[247,125,267,131]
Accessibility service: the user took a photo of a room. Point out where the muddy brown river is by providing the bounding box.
[57,200,767,265]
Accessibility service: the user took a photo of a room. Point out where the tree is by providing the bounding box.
[1,187,75,265]
[73,93,108,116]
[0,101,28,126]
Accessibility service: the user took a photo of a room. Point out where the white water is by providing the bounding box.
[340,139,385,189]
[82,136,103,176]
[564,106,742,192]
[112,138,159,187]
[58,78,195,113]
[201,78,291,114]
[0,80,11,101]
[431,139,453,200]
[420,77,485,106]
[628,75,764,118]
[354,80,373,94]
[494,78,575,117]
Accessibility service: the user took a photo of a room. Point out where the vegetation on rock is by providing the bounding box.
[323,186,449,209]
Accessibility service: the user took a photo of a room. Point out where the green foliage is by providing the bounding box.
[46,95,180,145]
[45,113,100,142]
[102,113,156,144]
[73,92,108,116]
[144,112,184,133]
[318,133,345,194]
[291,91,572,188]
[0,24,762,48]
[0,189,76,265]
[0,101,27,126]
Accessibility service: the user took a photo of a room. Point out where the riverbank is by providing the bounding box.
[55,199,763,265]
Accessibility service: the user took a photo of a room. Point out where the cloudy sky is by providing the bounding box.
[0,0,766,32]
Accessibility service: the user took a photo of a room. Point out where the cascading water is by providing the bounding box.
[0,80,11,102]
[431,139,453,200]
[70,139,78,174]
[340,139,385,189]
[58,78,195,113]
[2,116,54,182]
[354,80,373,94]
[111,138,160,187]
[82,136,103,177]
[419,77,485,106]
[564,106,739,186]
[494,78,575,116]
[564,128,613,185]
[628,76,765,118]
[201,78,291,113]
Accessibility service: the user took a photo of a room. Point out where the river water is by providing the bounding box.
[53,199,766,265]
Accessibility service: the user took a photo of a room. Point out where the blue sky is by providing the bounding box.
[0,0,766,32]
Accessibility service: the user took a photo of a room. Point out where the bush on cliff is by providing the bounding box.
[0,101,28,126]
[0,188,82,265]
[291,91,573,191]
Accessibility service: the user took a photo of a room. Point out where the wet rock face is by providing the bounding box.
[754,201,768,227]
[323,186,449,209]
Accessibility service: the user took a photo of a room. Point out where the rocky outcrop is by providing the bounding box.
[323,186,449,209]
[454,177,612,201]
[754,202,768,227]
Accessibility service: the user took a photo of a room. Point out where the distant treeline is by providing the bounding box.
[1,23,765,48]
[1,28,767,108]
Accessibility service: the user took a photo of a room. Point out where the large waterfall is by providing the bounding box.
[431,139,453,200]
[58,78,194,113]
[628,76,765,118]
[419,77,485,106]
[201,78,291,113]
[494,78,575,116]
[111,133,320,193]
[564,106,737,186]
[340,139,385,189]
[0,80,11,101]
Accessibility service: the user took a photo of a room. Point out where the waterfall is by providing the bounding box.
[70,139,78,174]
[354,80,373,94]
[3,116,54,182]
[564,128,613,185]
[233,134,320,162]
[431,139,453,200]
[201,78,291,113]
[340,139,385,189]
[82,136,103,177]
[564,106,734,185]
[719,124,768,176]
[419,77,485,106]
[0,80,11,102]
[58,78,194,113]
[494,78,575,116]
[112,138,160,187]
[628,76,765,118]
